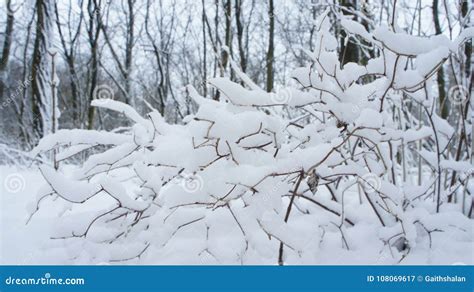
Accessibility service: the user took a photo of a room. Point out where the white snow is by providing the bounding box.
[1,166,471,265]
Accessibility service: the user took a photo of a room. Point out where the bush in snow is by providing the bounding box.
[29,9,473,264]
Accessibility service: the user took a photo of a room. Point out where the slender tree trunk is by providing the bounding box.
[221,0,232,74]
[124,0,135,105]
[202,0,208,96]
[214,0,219,97]
[266,0,274,92]
[54,2,82,125]
[432,0,448,118]
[461,0,471,85]
[49,51,59,169]
[87,0,101,129]
[235,0,246,73]
[0,0,14,101]
[18,12,36,147]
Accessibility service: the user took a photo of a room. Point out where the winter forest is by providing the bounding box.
[0,0,472,265]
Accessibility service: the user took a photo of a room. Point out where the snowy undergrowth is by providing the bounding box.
[0,166,471,265]
[6,9,473,265]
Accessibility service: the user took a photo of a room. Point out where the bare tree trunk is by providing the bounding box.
[0,0,14,101]
[54,1,83,126]
[145,0,173,115]
[266,0,274,92]
[31,0,53,138]
[17,11,36,147]
[87,0,101,129]
[308,0,317,51]
[202,0,208,96]
[235,0,246,73]
[461,0,472,87]
[214,0,220,100]
[221,0,232,75]
[202,0,221,100]
[49,51,59,169]
[432,0,448,118]
[124,0,135,105]
[213,0,231,101]
[97,0,135,105]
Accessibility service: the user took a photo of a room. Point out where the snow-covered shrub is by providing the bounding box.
[29,9,473,264]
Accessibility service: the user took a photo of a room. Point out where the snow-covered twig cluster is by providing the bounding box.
[29,9,473,264]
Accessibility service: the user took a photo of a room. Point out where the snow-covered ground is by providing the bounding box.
[1,166,69,264]
[1,166,472,265]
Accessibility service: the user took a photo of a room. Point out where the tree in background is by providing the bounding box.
[0,0,14,100]
[30,0,55,138]
[0,0,471,176]
[266,0,274,92]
